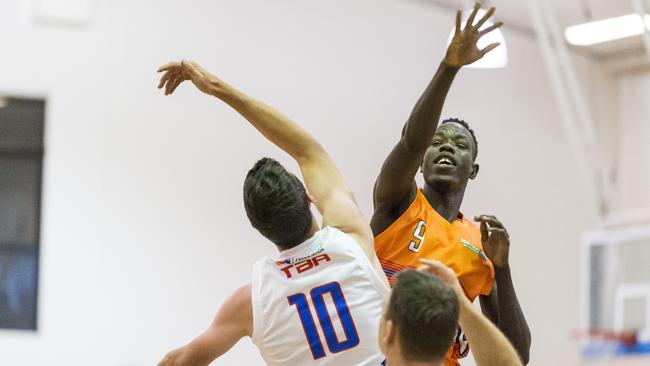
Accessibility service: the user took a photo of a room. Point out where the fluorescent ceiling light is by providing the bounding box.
[446,8,508,69]
[565,14,650,46]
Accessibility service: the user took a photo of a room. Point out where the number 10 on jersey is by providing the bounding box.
[287,281,360,359]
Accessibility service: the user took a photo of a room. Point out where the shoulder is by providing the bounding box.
[326,225,374,258]
[221,284,252,319]
[325,227,391,291]
[457,217,482,244]
[215,284,253,336]
[456,212,480,231]
[325,226,367,248]
[460,216,479,229]
[217,285,252,321]
[232,284,252,302]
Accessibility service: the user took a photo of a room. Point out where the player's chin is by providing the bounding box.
[426,174,463,191]
[426,174,452,186]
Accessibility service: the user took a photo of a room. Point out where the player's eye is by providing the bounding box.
[454,139,468,149]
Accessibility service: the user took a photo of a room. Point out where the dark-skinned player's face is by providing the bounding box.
[422,122,478,191]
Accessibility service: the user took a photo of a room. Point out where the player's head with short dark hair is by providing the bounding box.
[243,157,313,249]
[441,118,478,160]
[380,270,459,365]
[421,117,480,192]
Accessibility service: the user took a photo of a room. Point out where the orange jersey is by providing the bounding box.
[374,189,495,366]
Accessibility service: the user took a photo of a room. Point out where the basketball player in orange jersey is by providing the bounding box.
[372,3,530,365]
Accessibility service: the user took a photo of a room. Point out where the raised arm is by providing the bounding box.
[157,285,253,366]
[157,61,374,255]
[458,286,523,366]
[419,259,522,366]
[371,3,502,233]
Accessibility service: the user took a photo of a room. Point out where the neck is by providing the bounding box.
[276,216,320,252]
[422,183,466,223]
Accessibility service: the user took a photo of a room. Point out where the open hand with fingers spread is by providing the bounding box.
[474,215,510,268]
[157,60,224,96]
[445,2,503,67]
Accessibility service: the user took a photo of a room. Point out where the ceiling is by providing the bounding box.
[414,0,649,74]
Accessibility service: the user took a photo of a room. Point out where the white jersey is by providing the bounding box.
[251,226,390,366]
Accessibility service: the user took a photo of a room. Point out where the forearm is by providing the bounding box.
[210,81,322,162]
[494,265,531,363]
[373,62,459,208]
[402,62,459,151]
[210,78,350,215]
[458,298,522,366]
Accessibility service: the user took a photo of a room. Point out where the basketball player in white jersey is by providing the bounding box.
[156,60,390,365]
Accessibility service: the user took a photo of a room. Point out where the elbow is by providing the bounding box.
[295,142,327,163]
[400,135,429,155]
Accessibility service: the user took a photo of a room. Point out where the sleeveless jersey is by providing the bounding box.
[374,189,495,366]
[251,226,390,366]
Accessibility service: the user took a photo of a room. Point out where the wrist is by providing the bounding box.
[208,79,228,97]
[212,82,242,104]
[494,263,512,279]
[440,60,461,72]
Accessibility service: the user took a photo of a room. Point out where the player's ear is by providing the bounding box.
[469,163,479,180]
[379,319,394,351]
[385,319,397,345]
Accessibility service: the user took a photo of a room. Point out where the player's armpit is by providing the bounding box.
[157,284,253,366]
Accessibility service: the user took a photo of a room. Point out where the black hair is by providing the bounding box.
[386,270,460,363]
[441,117,478,159]
[243,157,312,248]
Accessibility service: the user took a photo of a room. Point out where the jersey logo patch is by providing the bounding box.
[461,238,488,261]
[278,254,332,279]
[275,247,326,266]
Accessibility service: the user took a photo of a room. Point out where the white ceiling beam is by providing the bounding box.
[525,0,613,216]
[632,0,650,62]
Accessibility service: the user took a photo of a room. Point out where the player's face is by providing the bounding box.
[422,123,478,191]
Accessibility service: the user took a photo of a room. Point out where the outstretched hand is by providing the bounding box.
[444,2,503,67]
[474,215,510,268]
[157,60,221,96]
